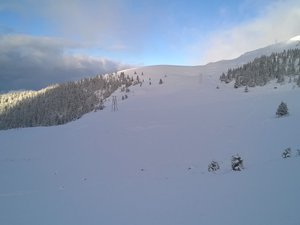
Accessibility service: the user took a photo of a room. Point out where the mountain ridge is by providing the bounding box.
[121,35,300,78]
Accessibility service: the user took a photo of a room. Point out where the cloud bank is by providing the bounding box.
[0,0,153,52]
[196,0,300,64]
[0,34,130,92]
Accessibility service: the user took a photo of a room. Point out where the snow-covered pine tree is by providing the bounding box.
[276,101,289,117]
[297,75,300,87]
[220,73,226,82]
[234,76,241,88]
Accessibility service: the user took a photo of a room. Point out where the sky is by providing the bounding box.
[1,0,300,91]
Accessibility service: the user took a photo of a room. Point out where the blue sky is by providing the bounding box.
[1,0,300,90]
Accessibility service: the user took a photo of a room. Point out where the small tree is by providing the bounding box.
[234,76,241,88]
[277,75,285,83]
[276,102,289,117]
[159,79,163,85]
[220,73,226,82]
[231,155,244,171]
[282,147,291,158]
[208,161,220,172]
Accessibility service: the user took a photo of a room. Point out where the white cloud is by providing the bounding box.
[0,34,130,92]
[194,0,300,64]
[3,0,152,52]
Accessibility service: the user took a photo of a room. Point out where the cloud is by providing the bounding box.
[0,0,179,56]
[1,0,154,52]
[194,0,300,64]
[0,34,130,92]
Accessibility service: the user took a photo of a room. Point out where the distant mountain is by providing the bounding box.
[122,35,300,78]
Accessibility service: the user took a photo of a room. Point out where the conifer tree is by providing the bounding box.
[276,102,289,117]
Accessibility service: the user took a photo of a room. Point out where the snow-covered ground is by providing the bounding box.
[1,66,299,225]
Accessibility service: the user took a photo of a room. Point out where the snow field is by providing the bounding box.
[1,67,300,225]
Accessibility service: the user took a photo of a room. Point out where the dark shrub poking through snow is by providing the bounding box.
[231,155,244,171]
[208,161,220,172]
[282,148,291,158]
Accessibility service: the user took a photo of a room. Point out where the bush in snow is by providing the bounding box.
[282,148,291,158]
[231,155,244,171]
[276,102,289,117]
[159,79,163,85]
[208,161,220,172]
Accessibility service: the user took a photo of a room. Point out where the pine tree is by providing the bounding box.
[220,73,226,82]
[234,76,241,88]
[276,102,289,117]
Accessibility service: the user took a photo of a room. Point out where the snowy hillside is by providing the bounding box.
[1,36,300,130]
[1,65,300,225]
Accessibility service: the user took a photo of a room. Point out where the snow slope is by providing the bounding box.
[1,67,300,225]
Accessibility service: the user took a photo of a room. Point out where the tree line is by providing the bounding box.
[0,72,135,130]
[220,49,300,88]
